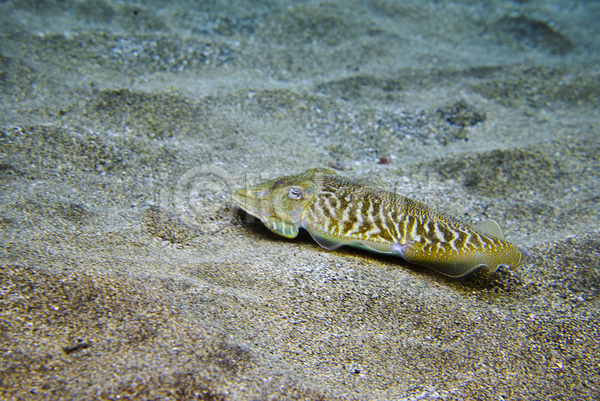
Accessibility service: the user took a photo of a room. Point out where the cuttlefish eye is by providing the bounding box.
[288,187,303,199]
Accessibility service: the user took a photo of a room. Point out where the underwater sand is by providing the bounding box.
[1,0,599,399]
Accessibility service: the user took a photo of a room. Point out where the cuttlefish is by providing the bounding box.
[232,168,525,277]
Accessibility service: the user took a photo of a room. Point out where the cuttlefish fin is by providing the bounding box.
[392,242,487,278]
[475,219,505,240]
[307,227,393,254]
[306,229,349,250]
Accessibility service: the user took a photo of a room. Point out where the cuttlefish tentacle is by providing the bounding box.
[231,167,525,278]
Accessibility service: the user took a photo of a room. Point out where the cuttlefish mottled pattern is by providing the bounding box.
[232,168,525,277]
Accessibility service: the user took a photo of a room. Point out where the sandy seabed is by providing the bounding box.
[1,1,599,399]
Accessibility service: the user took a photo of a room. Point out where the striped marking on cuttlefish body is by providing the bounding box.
[231,167,526,278]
